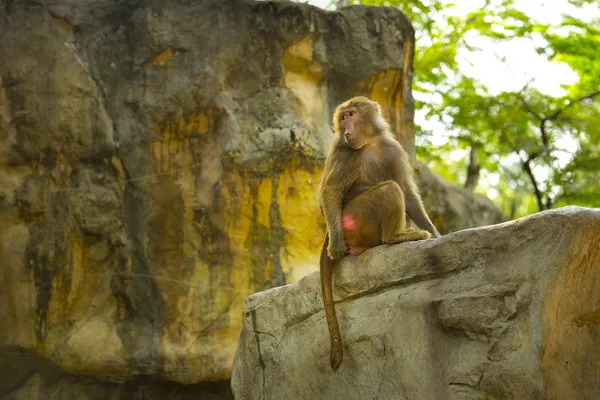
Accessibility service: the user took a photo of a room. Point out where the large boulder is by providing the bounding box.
[416,162,508,234]
[231,206,600,400]
[0,0,418,396]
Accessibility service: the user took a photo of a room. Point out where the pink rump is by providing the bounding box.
[342,214,357,231]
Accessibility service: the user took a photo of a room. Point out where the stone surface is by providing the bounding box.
[231,206,600,400]
[416,162,508,234]
[0,0,422,396]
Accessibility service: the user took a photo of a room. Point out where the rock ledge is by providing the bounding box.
[232,206,600,400]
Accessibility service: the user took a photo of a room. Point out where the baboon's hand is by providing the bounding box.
[327,234,347,260]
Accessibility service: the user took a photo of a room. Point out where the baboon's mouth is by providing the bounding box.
[345,139,361,149]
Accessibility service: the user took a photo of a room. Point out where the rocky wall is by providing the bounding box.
[0,0,417,396]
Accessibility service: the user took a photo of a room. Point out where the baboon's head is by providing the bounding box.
[332,97,389,149]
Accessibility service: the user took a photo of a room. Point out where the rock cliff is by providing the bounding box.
[416,162,507,234]
[232,207,600,400]
[0,0,419,397]
[0,0,505,398]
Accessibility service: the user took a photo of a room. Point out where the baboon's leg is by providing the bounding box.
[342,181,398,254]
[377,181,407,244]
[351,181,431,245]
[374,181,432,244]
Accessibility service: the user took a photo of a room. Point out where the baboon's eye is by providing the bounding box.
[349,111,355,117]
[340,114,347,121]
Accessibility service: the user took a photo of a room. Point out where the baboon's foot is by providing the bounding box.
[383,230,431,244]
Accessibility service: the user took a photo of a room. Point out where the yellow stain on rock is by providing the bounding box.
[357,68,414,157]
[0,222,35,348]
[358,69,402,128]
[146,47,186,68]
[110,157,126,192]
[218,172,270,299]
[173,112,212,137]
[542,225,600,398]
[50,14,75,32]
[150,110,250,381]
[256,178,274,227]
[39,230,128,380]
[65,232,86,311]
[151,110,218,219]
[152,111,213,157]
[277,166,324,281]
[220,165,324,289]
[148,112,325,380]
[284,36,325,126]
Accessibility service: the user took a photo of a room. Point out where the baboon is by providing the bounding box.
[319,96,441,370]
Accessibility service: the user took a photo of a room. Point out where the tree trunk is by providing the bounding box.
[522,158,547,211]
[464,144,481,191]
[509,200,518,220]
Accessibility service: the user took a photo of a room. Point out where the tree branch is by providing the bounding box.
[464,144,480,191]
[516,93,543,121]
[522,156,545,211]
[548,89,600,121]
[539,119,549,149]
[500,123,547,211]
[515,91,550,153]
[545,195,553,210]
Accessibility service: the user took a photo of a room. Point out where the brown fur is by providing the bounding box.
[318,96,441,370]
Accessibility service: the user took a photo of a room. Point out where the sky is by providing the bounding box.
[304,0,599,199]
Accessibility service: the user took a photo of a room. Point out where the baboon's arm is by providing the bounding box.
[390,145,441,238]
[405,190,441,238]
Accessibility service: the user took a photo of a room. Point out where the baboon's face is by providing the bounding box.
[333,97,381,149]
[339,107,368,149]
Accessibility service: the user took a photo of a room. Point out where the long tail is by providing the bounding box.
[320,234,343,371]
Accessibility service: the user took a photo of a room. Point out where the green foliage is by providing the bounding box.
[332,0,600,217]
